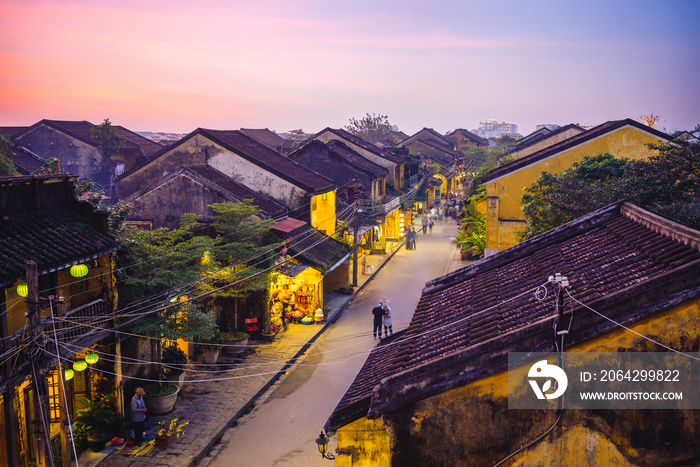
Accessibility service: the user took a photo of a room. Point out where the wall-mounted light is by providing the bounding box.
[16,281,28,297]
[85,352,99,365]
[70,264,89,278]
[73,360,87,372]
[315,431,335,460]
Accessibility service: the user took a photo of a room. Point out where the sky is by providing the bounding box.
[1,0,699,137]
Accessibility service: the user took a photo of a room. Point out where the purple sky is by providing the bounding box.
[1,0,698,136]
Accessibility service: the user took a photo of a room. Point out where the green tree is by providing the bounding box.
[200,201,276,332]
[345,113,397,141]
[91,118,127,159]
[0,136,18,176]
[521,145,700,240]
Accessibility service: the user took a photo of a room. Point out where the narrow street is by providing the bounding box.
[203,219,460,467]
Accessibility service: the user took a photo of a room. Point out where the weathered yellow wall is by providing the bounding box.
[311,190,336,235]
[378,297,700,466]
[510,127,585,161]
[485,126,666,251]
[335,417,393,467]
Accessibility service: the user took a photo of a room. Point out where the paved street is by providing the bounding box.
[203,219,461,467]
[83,218,463,467]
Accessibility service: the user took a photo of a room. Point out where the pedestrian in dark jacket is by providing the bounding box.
[372,302,385,340]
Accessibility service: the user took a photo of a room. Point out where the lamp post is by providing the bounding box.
[315,431,335,460]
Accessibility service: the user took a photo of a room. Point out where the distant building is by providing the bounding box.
[472,120,520,139]
[535,124,560,131]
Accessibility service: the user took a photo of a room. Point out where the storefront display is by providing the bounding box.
[269,265,322,325]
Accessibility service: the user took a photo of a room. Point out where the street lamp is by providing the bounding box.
[315,431,335,460]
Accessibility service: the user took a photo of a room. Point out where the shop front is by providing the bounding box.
[270,262,324,327]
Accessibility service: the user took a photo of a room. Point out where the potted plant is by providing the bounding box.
[75,393,117,452]
[198,328,224,364]
[162,344,188,389]
[143,382,180,414]
[221,331,249,356]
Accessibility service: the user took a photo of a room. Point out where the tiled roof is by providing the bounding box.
[403,139,460,167]
[113,126,164,156]
[4,143,46,174]
[505,123,583,154]
[0,127,29,139]
[200,129,336,194]
[239,128,286,152]
[313,128,406,164]
[483,119,672,183]
[444,128,488,146]
[288,140,388,179]
[286,226,352,274]
[14,120,161,155]
[327,202,700,430]
[400,128,453,148]
[185,166,287,218]
[273,217,307,233]
[0,213,119,287]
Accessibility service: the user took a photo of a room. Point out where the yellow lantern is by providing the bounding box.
[70,264,89,278]
[73,360,87,372]
[64,369,75,381]
[85,353,99,364]
[16,281,28,297]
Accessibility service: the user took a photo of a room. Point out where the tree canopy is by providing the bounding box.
[0,136,18,176]
[521,143,700,240]
[91,118,127,158]
[345,113,397,141]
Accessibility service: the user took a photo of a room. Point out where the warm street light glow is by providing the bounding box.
[315,431,335,460]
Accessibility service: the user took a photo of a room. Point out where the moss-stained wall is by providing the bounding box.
[484,126,666,252]
[358,298,700,466]
[336,417,393,466]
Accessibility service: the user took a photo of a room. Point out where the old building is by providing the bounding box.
[444,128,488,152]
[503,123,585,162]
[116,128,337,234]
[326,201,700,466]
[480,118,673,253]
[8,119,163,191]
[0,175,122,466]
[309,128,407,191]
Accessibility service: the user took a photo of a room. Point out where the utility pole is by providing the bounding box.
[349,179,363,287]
[26,261,53,467]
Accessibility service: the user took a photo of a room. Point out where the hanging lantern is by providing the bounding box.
[16,281,28,297]
[85,353,99,365]
[70,264,89,278]
[64,369,75,381]
[73,360,87,372]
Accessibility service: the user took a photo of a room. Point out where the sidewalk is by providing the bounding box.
[83,240,409,466]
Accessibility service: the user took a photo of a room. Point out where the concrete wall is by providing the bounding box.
[16,125,113,186]
[335,417,393,467]
[485,126,667,252]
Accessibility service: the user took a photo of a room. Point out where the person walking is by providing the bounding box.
[372,302,385,340]
[131,387,147,446]
[422,214,428,234]
[428,214,434,233]
[382,299,393,337]
[409,227,416,250]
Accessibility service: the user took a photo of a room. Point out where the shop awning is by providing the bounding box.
[278,262,311,277]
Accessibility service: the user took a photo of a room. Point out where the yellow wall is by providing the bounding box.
[371,297,700,466]
[485,126,667,251]
[335,416,393,467]
[311,190,336,235]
